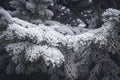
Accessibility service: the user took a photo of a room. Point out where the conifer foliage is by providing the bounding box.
[9,0,54,23]
[0,1,120,80]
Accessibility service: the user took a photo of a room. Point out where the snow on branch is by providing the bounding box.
[0,8,120,74]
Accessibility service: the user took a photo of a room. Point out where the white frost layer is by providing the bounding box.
[6,42,64,67]
[25,45,65,67]
[5,20,67,46]
[3,9,118,68]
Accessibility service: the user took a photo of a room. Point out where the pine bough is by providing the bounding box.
[0,8,120,80]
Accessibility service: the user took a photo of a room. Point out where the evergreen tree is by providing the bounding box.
[0,7,120,80]
[9,0,54,24]
[0,1,120,80]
